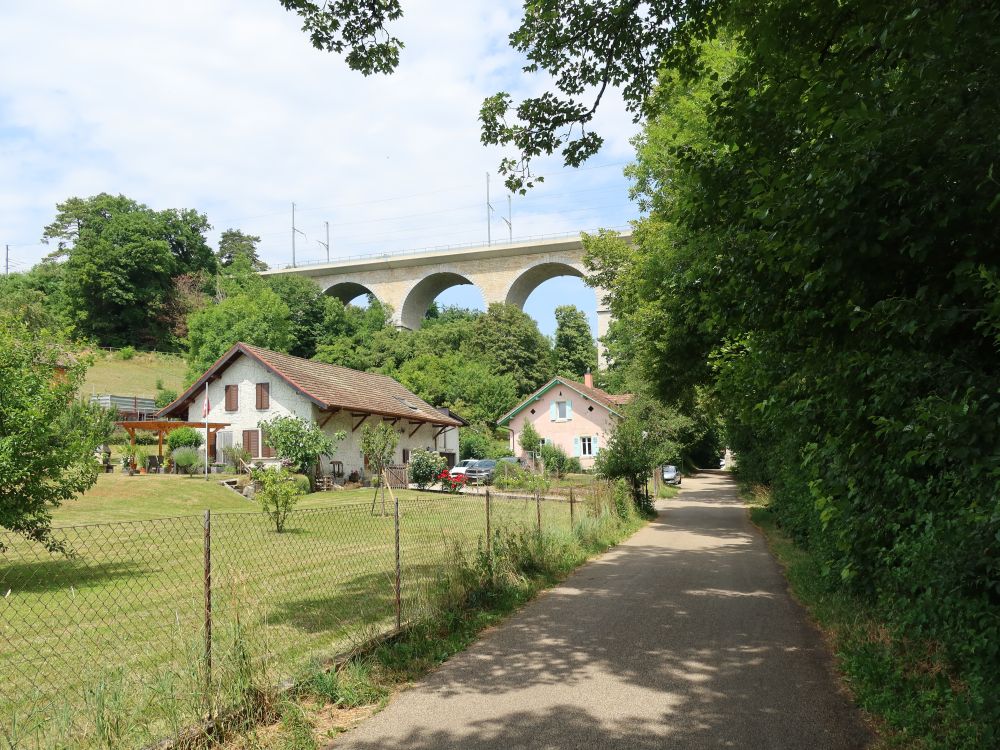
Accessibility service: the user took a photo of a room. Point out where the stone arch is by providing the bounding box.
[399,271,480,330]
[503,258,588,309]
[323,281,380,306]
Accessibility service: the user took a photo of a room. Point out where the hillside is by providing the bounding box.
[80,350,188,398]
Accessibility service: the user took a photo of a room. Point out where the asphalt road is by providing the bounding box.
[331,472,872,749]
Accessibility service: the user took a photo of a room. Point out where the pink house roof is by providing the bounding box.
[498,376,633,425]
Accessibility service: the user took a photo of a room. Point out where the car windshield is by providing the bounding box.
[475,460,496,468]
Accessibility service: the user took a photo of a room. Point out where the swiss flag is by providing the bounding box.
[201,388,210,418]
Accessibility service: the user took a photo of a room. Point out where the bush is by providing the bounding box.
[224,445,251,472]
[171,446,200,474]
[409,450,446,489]
[539,443,570,478]
[252,467,304,532]
[565,457,583,474]
[459,424,508,460]
[167,427,203,452]
[289,473,311,495]
[154,388,178,408]
[437,469,465,493]
[116,346,136,360]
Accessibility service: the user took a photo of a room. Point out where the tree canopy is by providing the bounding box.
[552,304,596,380]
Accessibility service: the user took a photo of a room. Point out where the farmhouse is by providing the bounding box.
[499,372,632,470]
[158,343,462,479]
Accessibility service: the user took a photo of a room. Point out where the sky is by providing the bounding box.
[0,0,641,336]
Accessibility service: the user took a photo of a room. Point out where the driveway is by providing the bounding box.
[331,472,872,749]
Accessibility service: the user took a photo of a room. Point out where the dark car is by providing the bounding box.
[465,459,497,485]
[661,464,681,486]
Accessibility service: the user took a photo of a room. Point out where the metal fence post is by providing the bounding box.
[485,488,492,557]
[569,486,575,528]
[202,509,213,715]
[394,492,402,630]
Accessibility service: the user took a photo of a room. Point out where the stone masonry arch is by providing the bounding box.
[399,271,481,330]
[323,280,383,306]
[503,257,587,309]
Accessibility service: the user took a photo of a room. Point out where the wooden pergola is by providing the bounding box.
[117,420,231,458]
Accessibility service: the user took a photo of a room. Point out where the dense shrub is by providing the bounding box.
[116,346,136,361]
[154,388,178,408]
[170,447,200,475]
[539,444,570,478]
[167,427,203,452]
[409,450,446,489]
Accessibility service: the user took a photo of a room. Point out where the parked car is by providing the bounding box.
[465,459,497,485]
[449,458,478,479]
[719,456,727,469]
[661,464,681,486]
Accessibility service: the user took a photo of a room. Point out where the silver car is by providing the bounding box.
[661,465,681,485]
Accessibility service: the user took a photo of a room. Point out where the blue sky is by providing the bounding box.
[0,0,640,337]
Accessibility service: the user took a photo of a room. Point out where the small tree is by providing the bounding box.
[167,426,203,452]
[252,467,303,532]
[360,421,399,514]
[539,443,570,478]
[0,318,114,551]
[519,422,541,457]
[409,449,446,490]
[259,415,345,489]
[595,396,690,512]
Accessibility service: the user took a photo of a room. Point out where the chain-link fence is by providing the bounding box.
[0,487,601,749]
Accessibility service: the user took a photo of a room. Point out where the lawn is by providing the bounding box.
[79,350,187,398]
[1,475,585,749]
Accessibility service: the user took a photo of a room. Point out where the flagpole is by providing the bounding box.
[204,382,209,482]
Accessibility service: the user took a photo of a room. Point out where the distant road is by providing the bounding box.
[330,473,872,749]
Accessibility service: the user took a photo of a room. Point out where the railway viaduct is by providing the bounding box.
[263,233,623,363]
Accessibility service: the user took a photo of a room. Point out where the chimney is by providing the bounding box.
[584,369,594,388]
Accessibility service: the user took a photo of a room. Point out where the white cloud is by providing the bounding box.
[0,0,640,285]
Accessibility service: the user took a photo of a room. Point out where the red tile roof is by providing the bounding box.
[159,343,461,427]
[559,377,634,411]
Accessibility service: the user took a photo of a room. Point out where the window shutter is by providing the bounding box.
[261,431,275,459]
[593,434,600,453]
[226,385,238,411]
[566,400,573,420]
[550,402,557,421]
[573,436,581,457]
[242,429,259,458]
[256,383,270,410]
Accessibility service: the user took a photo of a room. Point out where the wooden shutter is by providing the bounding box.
[256,382,270,410]
[261,430,275,458]
[225,385,238,411]
[242,429,259,458]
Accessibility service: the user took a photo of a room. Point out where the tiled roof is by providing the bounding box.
[559,377,634,411]
[498,376,633,425]
[159,343,461,427]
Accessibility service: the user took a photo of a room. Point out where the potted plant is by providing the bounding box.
[135,447,149,474]
[121,445,138,476]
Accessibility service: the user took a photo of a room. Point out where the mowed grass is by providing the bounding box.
[1,475,574,749]
[79,350,187,398]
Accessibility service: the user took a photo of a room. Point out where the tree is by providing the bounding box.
[166,426,203,452]
[266,274,330,358]
[252,466,304,533]
[360,421,399,514]
[0,317,114,550]
[41,194,218,347]
[519,421,541,456]
[467,303,553,395]
[259,415,344,489]
[184,285,293,380]
[217,229,268,271]
[552,305,596,379]
[595,396,689,512]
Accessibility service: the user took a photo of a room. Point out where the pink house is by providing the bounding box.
[499,373,632,469]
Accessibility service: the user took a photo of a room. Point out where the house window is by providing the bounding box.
[581,436,594,457]
[556,401,568,419]
[241,429,274,459]
[225,384,239,411]
[255,382,270,410]
[402,448,410,464]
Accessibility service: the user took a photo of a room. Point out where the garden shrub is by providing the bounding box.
[289,473,311,495]
[409,449,446,489]
[170,446,200,475]
[252,467,304,532]
[167,427,203,452]
[116,346,136,360]
[539,443,570,478]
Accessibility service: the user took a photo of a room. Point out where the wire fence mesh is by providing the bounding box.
[0,486,607,749]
